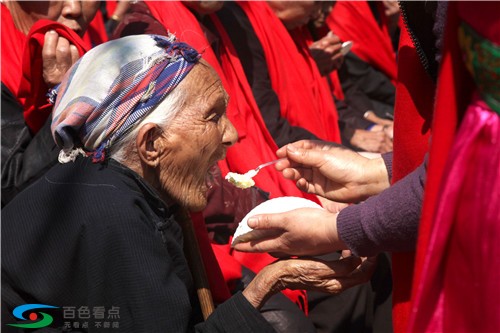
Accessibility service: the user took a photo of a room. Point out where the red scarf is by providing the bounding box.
[237,1,340,143]
[1,3,27,102]
[145,1,317,310]
[409,2,500,332]
[390,16,436,333]
[310,24,345,101]
[19,20,90,134]
[326,1,397,84]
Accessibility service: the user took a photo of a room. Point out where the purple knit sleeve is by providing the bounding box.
[336,156,427,256]
[382,152,393,183]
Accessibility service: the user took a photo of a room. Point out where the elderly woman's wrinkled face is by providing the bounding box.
[267,1,323,30]
[14,1,100,36]
[157,62,237,211]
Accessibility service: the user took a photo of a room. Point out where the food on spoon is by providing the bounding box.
[225,170,257,189]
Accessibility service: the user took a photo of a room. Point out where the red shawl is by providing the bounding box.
[236,1,341,143]
[1,3,27,102]
[145,1,317,309]
[390,16,436,333]
[326,1,397,83]
[291,26,345,106]
[409,2,500,332]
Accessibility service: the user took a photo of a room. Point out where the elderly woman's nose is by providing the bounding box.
[62,0,82,19]
[222,116,238,146]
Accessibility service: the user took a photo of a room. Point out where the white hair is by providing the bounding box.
[110,86,187,164]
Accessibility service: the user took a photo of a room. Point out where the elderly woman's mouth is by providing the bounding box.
[205,164,219,190]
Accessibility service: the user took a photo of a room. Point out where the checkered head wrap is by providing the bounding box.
[51,34,200,163]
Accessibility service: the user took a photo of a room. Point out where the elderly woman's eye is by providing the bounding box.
[206,111,223,122]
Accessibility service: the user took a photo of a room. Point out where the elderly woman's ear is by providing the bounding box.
[136,123,166,168]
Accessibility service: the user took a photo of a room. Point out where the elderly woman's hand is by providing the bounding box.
[233,207,346,257]
[242,255,377,309]
[275,140,390,203]
[309,31,344,75]
[42,30,80,87]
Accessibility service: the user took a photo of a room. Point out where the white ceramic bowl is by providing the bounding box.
[231,196,324,245]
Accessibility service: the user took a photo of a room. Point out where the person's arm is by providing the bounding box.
[231,152,422,259]
[216,3,318,147]
[336,156,427,256]
[339,53,396,110]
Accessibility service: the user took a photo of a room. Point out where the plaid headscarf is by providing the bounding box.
[51,34,200,163]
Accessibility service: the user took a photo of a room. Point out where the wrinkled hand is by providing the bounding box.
[274,140,390,202]
[42,30,80,88]
[310,31,344,75]
[233,207,345,257]
[350,129,393,153]
[242,255,377,309]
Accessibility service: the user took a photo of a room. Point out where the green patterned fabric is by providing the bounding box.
[458,22,500,115]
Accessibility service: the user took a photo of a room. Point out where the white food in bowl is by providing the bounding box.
[231,196,324,245]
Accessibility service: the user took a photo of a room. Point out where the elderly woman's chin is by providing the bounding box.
[179,189,208,212]
[170,179,210,212]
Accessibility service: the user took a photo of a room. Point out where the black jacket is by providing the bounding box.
[2,157,274,333]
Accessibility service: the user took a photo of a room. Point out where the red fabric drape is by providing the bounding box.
[390,15,436,333]
[237,1,341,143]
[1,3,27,102]
[409,2,500,332]
[145,1,317,309]
[19,20,91,133]
[292,26,345,106]
[326,1,397,84]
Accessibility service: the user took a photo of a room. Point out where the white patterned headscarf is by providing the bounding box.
[51,34,200,163]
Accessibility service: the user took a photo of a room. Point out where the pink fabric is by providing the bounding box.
[409,3,500,331]
[410,97,500,332]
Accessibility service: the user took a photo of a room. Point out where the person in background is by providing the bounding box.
[326,1,397,121]
[1,0,101,206]
[308,1,394,153]
[216,1,341,148]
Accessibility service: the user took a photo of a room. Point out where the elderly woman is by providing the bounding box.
[1,35,362,332]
